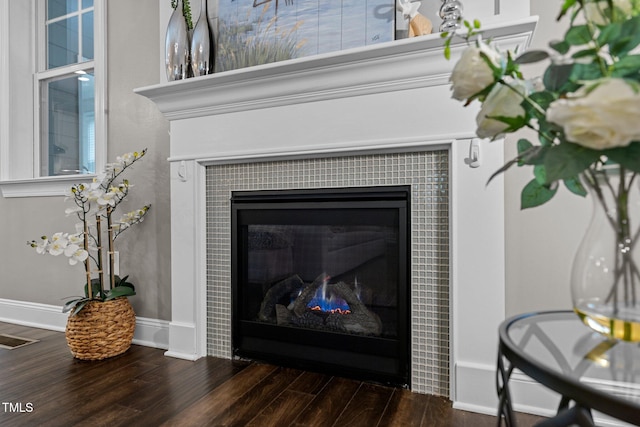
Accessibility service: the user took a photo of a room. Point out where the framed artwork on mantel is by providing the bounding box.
[215,0,396,72]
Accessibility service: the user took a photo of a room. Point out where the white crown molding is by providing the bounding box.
[136,17,538,121]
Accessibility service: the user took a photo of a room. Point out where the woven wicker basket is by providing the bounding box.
[65,297,136,360]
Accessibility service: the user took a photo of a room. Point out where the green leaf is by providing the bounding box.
[85,278,104,299]
[564,176,588,197]
[565,25,593,46]
[70,300,90,317]
[105,286,136,300]
[570,62,605,83]
[605,141,640,173]
[549,39,571,54]
[486,114,528,134]
[521,179,558,209]
[543,143,600,183]
[610,54,640,77]
[557,0,578,21]
[62,297,85,314]
[543,63,575,92]
[610,15,640,56]
[533,164,548,185]
[515,50,550,64]
[571,48,599,59]
[517,138,533,155]
[597,22,621,46]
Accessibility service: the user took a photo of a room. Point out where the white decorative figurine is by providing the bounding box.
[397,0,433,37]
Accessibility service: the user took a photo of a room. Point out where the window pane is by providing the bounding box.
[48,0,78,20]
[82,0,94,9]
[47,16,79,68]
[81,11,94,61]
[41,73,95,176]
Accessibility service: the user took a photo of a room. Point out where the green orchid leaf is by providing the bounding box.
[84,279,104,299]
[605,142,640,173]
[543,143,600,183]
[565,25,592,46]
[62,297,86,313]
[105,286,136,301]
[70,300,90,317]
[515,50,550,64]
[521,179,558,209]
[564,176,588,197]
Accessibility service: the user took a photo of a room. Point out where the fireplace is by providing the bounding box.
[231,186,410,385]
[136,15,535,409]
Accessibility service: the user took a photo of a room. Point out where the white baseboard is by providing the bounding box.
[453,361,635,427]
[0,298,169,350]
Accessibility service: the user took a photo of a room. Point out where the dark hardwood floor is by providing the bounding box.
[0,322,544,426]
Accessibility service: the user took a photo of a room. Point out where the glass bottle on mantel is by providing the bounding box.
[190,0,214,77]
[165,0,190,81]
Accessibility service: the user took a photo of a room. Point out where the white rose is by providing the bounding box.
[584,0,632,25]
[450,43,502,102]
[546,78,640,150]
[475,79,527,139]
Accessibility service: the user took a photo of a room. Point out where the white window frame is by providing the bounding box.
[0,0,106,198]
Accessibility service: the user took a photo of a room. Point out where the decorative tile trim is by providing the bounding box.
[205,150,449,395]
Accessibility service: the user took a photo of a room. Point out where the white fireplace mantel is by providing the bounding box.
[136,16,537,414]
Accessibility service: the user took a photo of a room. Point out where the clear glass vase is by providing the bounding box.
[165,0,190,81]
[571,166,640,341]
[190,0,214,76]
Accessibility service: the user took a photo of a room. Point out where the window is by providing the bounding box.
[0,0,105,196]
[38,0,96,176]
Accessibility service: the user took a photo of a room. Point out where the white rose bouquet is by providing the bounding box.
[443,0,640,208]
[443,0,640,340]
[29,149,151,315]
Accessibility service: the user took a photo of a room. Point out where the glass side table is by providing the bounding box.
[497,311,640,427]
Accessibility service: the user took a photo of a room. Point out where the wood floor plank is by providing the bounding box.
[117,356,248,418]
[290,376,362,427]
[286,370,332,395]
[160,363,278,426]
[333,382,395,427]
[377,387,430,427]
[245,390,315,427]
[209,367,303,426]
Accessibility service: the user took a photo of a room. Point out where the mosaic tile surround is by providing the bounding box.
[205,150,450,395]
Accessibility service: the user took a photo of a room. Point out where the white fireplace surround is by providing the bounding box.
[137,17,537,414]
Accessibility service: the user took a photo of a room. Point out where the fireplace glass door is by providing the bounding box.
[231,186,410,385]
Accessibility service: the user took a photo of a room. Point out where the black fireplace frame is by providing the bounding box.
[231,186,411,386]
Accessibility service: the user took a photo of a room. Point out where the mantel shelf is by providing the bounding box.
[135,17,538,121]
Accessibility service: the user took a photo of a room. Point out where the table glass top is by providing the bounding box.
[504,311,640,405]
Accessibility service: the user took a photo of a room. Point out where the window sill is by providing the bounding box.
[0,175,95,198]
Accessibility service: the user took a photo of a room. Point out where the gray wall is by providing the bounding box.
[504,0,590,316]
[0,0,171,320]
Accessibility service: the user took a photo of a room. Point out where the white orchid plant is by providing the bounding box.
[443,0,640,208]
[29,149,151,315]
